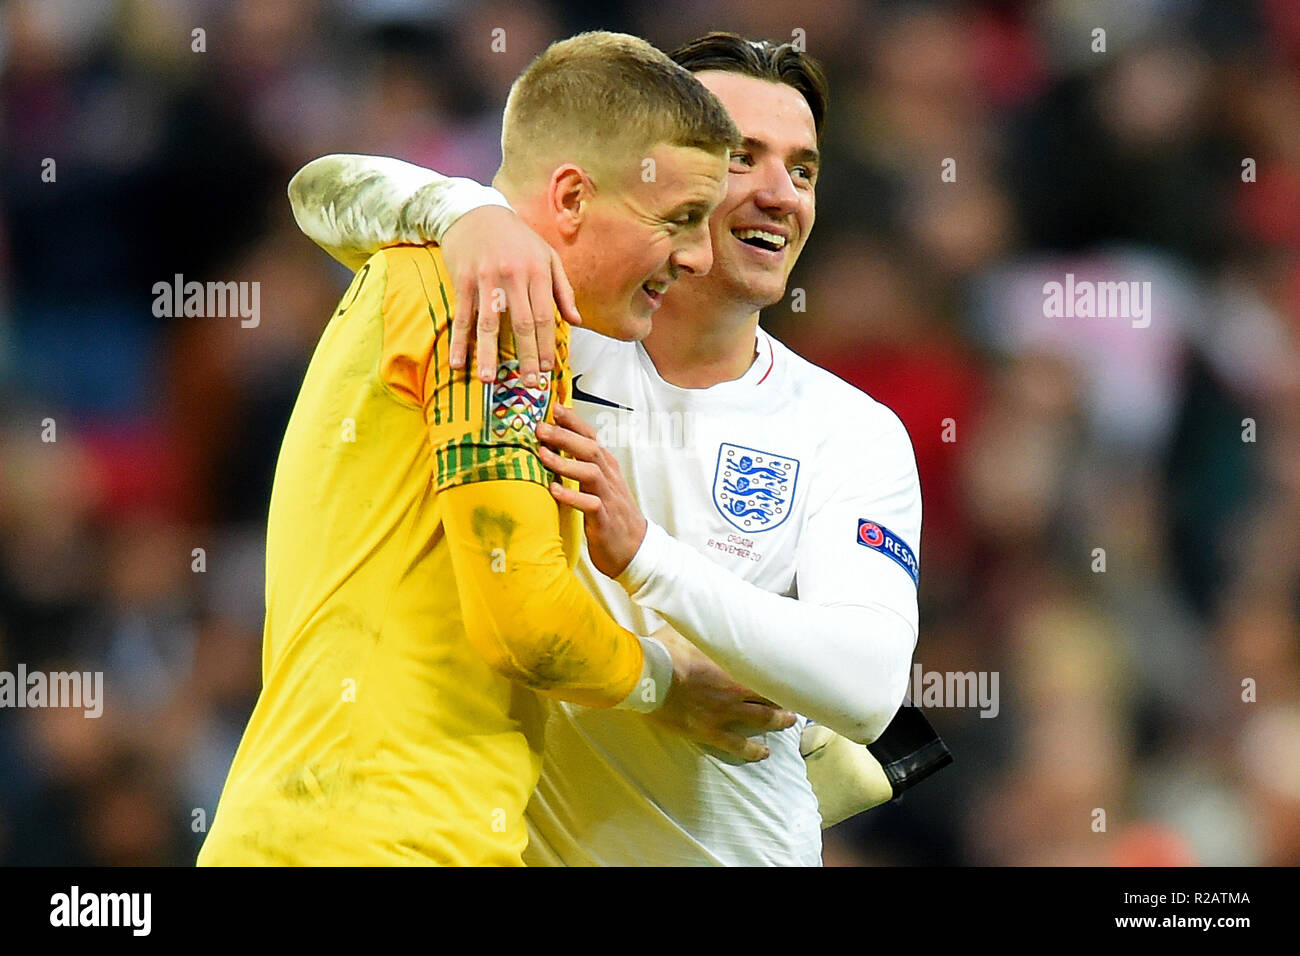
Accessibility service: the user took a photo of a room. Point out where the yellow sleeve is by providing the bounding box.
[441,480,645,708]
[374,244,644,707]
[376,243,567,492]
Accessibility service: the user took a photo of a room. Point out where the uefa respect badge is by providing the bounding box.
[856,519,919,586]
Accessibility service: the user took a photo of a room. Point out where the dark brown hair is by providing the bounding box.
[670,32,830,143]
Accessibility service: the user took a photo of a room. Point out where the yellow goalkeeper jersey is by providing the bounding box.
[197,244,644,866]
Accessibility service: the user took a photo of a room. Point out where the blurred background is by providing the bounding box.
[1,0,1298,866]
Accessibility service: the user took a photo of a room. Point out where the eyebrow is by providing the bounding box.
[739,136,820,167]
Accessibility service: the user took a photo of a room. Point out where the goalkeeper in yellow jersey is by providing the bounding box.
[196,32,780,866]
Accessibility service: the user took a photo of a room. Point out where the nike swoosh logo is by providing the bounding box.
[571,374,633,411]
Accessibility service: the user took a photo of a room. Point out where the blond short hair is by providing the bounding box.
[498,31,740,190]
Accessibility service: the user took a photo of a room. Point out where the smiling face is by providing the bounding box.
[561,142,729,340]
[690,70,820,310]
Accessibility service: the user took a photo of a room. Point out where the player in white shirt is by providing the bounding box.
[289,33,946,865]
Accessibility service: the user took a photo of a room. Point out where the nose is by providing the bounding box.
[670,221,714,277]
[753,157,800,217]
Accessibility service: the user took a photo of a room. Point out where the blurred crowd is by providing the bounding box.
[1,0,1297,866]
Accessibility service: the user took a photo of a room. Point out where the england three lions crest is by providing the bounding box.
[713,443,800,532]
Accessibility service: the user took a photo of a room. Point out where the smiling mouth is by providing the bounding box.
[732,228,788,252]
[641,280,668,309]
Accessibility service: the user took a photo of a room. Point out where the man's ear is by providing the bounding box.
[548,164,592,240]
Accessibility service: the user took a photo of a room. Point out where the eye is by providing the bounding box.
[730,151,755,168]
[672,210,704,227]
[792,165,815,183]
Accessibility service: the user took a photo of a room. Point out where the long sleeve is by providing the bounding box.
[288,154,509,270]
[441,480,669,711]
[616,412,922,744]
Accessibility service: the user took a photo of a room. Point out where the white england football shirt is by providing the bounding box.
[524,325,922,867]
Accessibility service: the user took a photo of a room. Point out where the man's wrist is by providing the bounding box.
[410,178,513,244]
[616,519,671,596]
[614,635,673,713]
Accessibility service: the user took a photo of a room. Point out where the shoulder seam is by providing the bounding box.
[373,253,425,411]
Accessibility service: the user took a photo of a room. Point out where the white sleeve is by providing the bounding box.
[286,154,510,270]
[616,408,921,745]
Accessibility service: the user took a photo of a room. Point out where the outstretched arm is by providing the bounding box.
[288,154,506,270]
